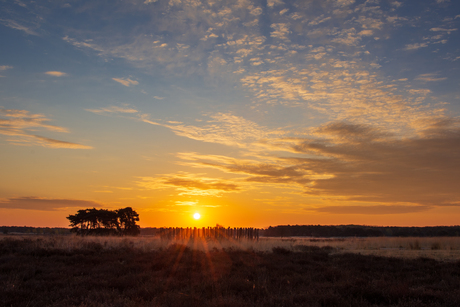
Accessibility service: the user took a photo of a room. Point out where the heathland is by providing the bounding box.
[2,235,460,306]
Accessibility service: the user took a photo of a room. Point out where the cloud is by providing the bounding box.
[415,73,447,82]
[0,66,12,77]
[313,205,429,215]
[86,105,138,114]
[176,152,329,187]
[141,112,274,148]
[0,197,102,211]
[0,108,67,132]
[404,42,428,50]
[336,0,355,6]
[175,201,198,206]
[153,96,165,100]
[358,30,373,36]
[31,135,93,149]
[267,0,284,7]
[0,108,92,149]
[331,28,361,46]
[172,113,268,145]
[173,119,460,208]
[290,120,460,206]
[112,78,139,87]
[271,23,290,41]
[137,172,241,196]
[0,19,38,35]
[45,71,67,77]
[430,27,457,33]
[63,36,105,52]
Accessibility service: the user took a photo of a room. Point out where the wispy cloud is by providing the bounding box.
[0,65,12,77]
[267,0,284,7]
[112,77,139,87]
[137,172,241,196]
[430,27,457,33]
[175,200,198,206]
[0,197,102,211]
[31,135,92,149]
[0,108,92,149]
[313,205,429,215]
[140,112,278,148]
[0,65,13,71]
[415,73,447,82]
[45,71,67,77]
[404,42,428,50]
[0,19,38,35]
[86,105,138,114]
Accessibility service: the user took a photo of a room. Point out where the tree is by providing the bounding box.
[116,207,140,236]
[66,207,140,236]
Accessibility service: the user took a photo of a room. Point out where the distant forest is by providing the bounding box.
[262,225,460,237]
[2,225,460,237]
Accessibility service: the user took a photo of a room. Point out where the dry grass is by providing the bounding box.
[2,235,460,261]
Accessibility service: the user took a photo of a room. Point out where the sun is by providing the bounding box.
[193,212,201,220]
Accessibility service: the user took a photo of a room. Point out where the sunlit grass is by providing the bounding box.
[2,234,460,261]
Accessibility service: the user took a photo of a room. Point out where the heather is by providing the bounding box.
[2,236,460,306]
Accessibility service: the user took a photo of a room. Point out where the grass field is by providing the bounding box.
[2,235,460,306]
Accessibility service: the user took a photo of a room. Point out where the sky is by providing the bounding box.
[1,0,460,228]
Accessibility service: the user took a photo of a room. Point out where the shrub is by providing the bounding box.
[431,242,441,250]
[409,240,421,250]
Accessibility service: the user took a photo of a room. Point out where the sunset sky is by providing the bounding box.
[1,0,460,228]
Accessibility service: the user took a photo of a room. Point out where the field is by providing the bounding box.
[2,235,460,306]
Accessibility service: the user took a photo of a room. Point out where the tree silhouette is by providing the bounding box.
[67,207,140,236]
[116,207,140,236]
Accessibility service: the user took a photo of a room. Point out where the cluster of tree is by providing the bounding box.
[262,225,460,237]
[66,207,140,236]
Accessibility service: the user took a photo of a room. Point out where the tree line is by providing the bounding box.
[262,225,460,237]
[156,226,260,241]
[66,207,140,236]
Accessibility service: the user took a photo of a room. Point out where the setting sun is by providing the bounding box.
[193,213,201,220]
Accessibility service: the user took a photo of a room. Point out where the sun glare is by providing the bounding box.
[193,213,201,220]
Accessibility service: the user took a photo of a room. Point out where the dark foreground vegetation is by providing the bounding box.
[2,237,460,307]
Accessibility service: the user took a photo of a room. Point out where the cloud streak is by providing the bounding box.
[86,106,138,114]
[0,197,102,211]
[313,205,429,215]
[0,108,92,149]
[112,78,139,87]
[137,172,241,197]
[0,65,13,71]
[45,71,67,77]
